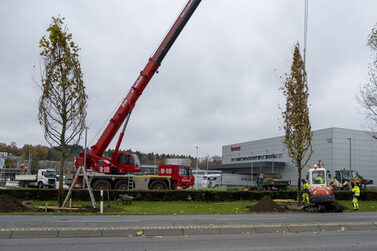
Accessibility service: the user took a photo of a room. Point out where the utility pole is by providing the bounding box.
[303,0,309,67]
[82,127,88,189]
[28,150,32,174]
[154,153,157,173]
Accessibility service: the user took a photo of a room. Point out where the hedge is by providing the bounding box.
[1,189,376,201]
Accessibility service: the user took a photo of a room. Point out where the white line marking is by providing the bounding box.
[216,217,287,221]
[50,219,140,223]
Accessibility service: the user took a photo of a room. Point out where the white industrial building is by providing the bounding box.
[209,128,377,186]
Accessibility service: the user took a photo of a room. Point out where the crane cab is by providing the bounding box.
[111,152,141,173]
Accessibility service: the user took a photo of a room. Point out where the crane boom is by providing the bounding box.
[91,0,201,157]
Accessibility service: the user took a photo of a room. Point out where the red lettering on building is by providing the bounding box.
[231,146,241,151]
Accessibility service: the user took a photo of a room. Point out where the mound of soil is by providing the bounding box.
[247,196,285,213]
[0,194,30,213]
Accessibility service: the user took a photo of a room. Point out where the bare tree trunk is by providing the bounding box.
[296,160,302,205]
[297,168,302,204]
[58,124,66,207]
[58,155,65,207]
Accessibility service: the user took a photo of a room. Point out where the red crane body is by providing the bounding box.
[75,0,201,177]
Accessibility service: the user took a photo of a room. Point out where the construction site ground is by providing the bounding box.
[1,194,376,215]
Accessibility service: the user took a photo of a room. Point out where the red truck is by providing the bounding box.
[72,0,201,190]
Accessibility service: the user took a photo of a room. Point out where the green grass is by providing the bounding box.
[6,199,375,215]
[28,200,253,215]
[338,200,377,212]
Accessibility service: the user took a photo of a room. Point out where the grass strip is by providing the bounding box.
[1,199,374,215]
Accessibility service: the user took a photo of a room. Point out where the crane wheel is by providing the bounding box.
[115,180,131,190]
[150,180,168,190]
[92,180,111,190]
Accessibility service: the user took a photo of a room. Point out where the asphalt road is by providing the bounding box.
[1,212,377,250]
[1,230,377,251]
[1,212,377,229]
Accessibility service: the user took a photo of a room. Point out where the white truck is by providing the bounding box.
[194,171,253,189]
[221,173,253,188]
[15,169,57,188]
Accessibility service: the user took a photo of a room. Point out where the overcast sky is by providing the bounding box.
[0,0,376,157]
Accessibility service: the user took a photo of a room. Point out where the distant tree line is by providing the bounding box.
[0,142,83,170]
[0,142,213,169]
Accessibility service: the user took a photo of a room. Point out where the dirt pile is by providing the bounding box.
[247,196,285,213]
[0,194,30,213]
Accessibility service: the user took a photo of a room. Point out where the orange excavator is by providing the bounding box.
[305,161,343,212]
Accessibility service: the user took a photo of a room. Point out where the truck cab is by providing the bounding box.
[203,174,222,188]
[112,152,141,173]
[38,169,57,188]
[158,165,195,189]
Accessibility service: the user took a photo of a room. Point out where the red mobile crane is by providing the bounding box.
[73,0,201,190]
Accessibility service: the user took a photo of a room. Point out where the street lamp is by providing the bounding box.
[347,138,352,171]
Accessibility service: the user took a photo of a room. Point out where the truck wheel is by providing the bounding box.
[150,180,168,190]
[115,180,131,190]
[92,180,111,190]
[38,182,44,189]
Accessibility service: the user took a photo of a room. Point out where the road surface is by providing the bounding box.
[0,212,376,250]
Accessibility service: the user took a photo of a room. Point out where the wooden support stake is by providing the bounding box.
[62,166,82,208]
[82,165,96,208]
[62,166,96,209]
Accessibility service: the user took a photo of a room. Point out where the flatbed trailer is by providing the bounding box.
[66,173,174,190]
[257,179,290,191]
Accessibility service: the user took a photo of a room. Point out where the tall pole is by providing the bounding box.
[303,0,309,67]
[206,154,209,174]
[347,138,352,171]
[83,127,88,189]
[28,150,32,174]
[250,162,253,187]
[196,146,199,170]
